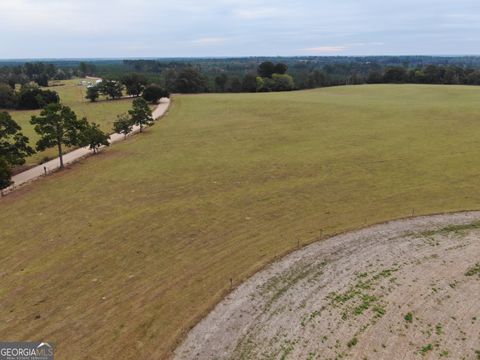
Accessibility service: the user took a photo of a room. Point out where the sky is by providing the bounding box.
[1,0,480,59]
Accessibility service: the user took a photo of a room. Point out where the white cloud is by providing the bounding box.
[1,0,480,57]
[301,46,347,54]
[300,42,385,55]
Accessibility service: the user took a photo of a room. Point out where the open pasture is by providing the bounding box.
[1,85,480,358]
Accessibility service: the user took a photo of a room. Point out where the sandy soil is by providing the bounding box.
[174,212,480,360]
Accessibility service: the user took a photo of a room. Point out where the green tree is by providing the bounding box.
[214,74,228,92]
[98,79,123,99]
[35,74,49,87]
[85,86,100,102]
[0,157,12,191]
[175,68,207,93]
[17,84,59,110]
[242,73,257,92]
[0,83,17,109]
[383,67,407,83]
[229,77,242,93]
[79,62,88,77]
[273,63,288,75]
[307,70,327,88]
[30,103,88,168]
[256,76,265,92]
[257,77,274,92]
[257,61,276,78]
[81,122,110,153]
[164,68,178,92]
[129,98,153,133]
[366,70,383,84]
[271,74,295,91]
[0,111,35,166]
[78,62,96,77]
[121,73,148,97]
[142,84,169,103]
[113,113,133,139]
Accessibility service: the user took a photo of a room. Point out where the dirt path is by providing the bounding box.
[3,98,170,194]
[174,212,480,360]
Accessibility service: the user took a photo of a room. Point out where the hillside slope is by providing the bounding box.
[1,85,480,359]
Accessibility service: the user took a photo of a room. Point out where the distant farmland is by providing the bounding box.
[1,85,480,359]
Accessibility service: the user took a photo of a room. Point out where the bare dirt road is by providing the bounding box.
[4,98,170,194]
[175,212,480,360]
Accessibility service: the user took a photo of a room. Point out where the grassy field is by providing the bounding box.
[1,85,480,359]
[10,79,133,165]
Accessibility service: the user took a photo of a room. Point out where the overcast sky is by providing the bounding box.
[1,0,480,59]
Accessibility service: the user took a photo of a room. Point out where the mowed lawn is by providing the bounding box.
[9,79,133,165]
[2,85,480,359]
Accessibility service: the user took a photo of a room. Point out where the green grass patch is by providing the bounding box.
[404,312,413,323]
[347,337,358,348]
[420,344,433,356]
[465,263,480,278]
[421,221,480,237]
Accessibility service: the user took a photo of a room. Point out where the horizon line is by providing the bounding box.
[2,54,480,62]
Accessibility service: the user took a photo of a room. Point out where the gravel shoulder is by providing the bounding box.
[175,212,480,360]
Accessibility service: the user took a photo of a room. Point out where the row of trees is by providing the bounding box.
[0,98,154,191]
[164,62,295,94]
[0,62,76,88]
[113,98,153,137]
[119,58,480,93]
[367,65,480,85]
[86,75,169,103]
[5,58,480,98]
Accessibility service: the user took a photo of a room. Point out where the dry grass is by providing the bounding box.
[1,85,480,359]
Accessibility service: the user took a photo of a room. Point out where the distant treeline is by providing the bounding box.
[117,56,480,92]
[3,56,480,96]
[116,59,480,93]
[0,62,76,87]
